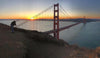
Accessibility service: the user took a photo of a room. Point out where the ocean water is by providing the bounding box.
[0,19,100,49]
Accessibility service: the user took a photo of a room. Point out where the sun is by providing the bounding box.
[31,17,34,19]
[30,17,35,20]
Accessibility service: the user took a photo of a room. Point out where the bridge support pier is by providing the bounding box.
[54,3,59,40]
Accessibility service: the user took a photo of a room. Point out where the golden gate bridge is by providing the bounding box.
[16,3,86,40]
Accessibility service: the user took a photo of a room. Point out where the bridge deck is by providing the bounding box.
[44,22,82,34]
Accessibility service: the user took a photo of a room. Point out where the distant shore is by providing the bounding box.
[0,19,100,22]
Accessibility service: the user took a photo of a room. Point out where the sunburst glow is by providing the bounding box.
[30,17,34,20]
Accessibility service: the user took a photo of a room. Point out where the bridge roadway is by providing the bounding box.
[44,22,82,34]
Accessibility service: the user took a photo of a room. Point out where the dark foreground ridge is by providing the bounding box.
[0,23,100,58]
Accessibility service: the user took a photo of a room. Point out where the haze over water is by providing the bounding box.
[0,20,100,49]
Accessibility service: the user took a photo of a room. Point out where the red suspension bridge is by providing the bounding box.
[16,3,86,40]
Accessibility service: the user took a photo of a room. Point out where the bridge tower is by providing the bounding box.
[54,3,59,40]
[83,16,86,24]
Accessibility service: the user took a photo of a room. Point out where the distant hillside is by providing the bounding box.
[0,19,100,22]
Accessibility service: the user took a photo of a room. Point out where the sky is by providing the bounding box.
[0,0,100,19]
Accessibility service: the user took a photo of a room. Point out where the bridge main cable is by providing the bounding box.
[32,5,53,18]
[60,5,72,18]
[15,5,53,27]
